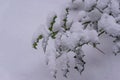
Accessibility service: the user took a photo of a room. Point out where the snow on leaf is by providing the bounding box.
[84,0,97,11]
[98,13,120,37]
[32,0,120,78]
[97,0,110,10]
[69,0,84,10]
[74,47,85,74]
[45,37,57,78]
[32,25,49,49]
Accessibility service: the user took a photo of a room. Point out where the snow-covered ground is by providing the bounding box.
[0,0,120,80]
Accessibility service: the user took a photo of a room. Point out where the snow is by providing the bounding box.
[45,37,57,77]
[97,0,110,10]
[1,0,120,80]
[32,25,49,44]
[70,22,99,43]
[88,8,101,22]
[98,13,120,36]
[0,0,70,80]
[113,41,120,54]
[111,0,120,16]
[61,32,79,50]
[33,0,120,80]
[53,22,61,32]
[84,0,97,11]
[66,19,73,29]
[59,53,70,77]
[69,0,84,10]
[82,29,99,43]
[46,12,57,28]
[76,10,87,22]
[70,22,84,32]
[60,8,67,21]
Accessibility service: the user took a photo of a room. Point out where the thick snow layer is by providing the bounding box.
[111,0,120,16]
[70,22,84,32]
[76,10,87,21]
[61,31,81,50]
[98,13,120,36]
[45,37,57,77]
[70,22,99,43]
[69,0,84,10]
[88,9,101,22]
[97,0,110,9]
[84,0,97,11]
[82,29,99,43]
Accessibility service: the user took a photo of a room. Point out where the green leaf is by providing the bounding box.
[33,42,37,49]
[49,15,57,31]
[36,35,43,43]
[62,8,69,30]
[51,31,58,39]
[33,35,43,49]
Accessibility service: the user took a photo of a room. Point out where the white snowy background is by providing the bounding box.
[0,0,120,80]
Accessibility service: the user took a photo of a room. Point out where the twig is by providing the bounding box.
[89,44,105,55]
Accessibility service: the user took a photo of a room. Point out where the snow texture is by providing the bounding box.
[33,0,120,79]
[98,13,120,37]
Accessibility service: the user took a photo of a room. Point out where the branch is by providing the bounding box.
[89,44,105,55]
